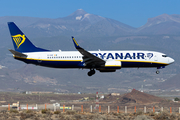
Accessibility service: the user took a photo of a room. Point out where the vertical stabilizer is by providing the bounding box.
[8,22,49,52]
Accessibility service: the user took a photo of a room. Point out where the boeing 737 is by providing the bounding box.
[8,22,174,76]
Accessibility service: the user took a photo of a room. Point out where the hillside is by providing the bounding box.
[158,73,180,90]
[103,89,164,104]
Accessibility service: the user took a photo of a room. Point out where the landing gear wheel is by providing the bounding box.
[156,70,160,74]
[87,69,96,76]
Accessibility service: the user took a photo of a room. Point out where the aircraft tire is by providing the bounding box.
[88,70,95,76]
[156,70,159,74]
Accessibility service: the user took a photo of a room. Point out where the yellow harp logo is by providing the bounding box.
[12,34,26,49]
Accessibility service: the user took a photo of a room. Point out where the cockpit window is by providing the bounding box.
[162,55,167,57]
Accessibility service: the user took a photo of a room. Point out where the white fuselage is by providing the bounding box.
[15,50,174,69]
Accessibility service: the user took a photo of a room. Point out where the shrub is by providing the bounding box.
[74,114,81,119]
[136,111,143,116]
[112,112,118,116]
[41,109,51,115]
[10,109,19,113]
[20,113,27,119]
[148,112,155,116]
[170,113,177,119]
[26,110,33,113]
[54,110,61,114]
[41,109,48,114]
[174,97,180,101]
[154,111,169,120]
[66,110,76,115]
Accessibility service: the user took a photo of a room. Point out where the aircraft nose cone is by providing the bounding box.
[169,57,175,64]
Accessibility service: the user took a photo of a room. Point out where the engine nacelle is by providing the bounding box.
[104,60,121,69]
[98,60,121,72]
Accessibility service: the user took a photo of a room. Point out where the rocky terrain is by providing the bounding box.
[102,89,168,106]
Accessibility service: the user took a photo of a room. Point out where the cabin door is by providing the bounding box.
[37,55,42,64]
[154,54,158,61]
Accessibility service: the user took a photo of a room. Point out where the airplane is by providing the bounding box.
[8,22,174,76]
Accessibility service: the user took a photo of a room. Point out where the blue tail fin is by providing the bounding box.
[8,22,49,52]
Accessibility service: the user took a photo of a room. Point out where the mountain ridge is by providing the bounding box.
[1,9,180,36]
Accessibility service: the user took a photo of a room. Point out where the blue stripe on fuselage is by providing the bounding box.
[15,57,83,68]
[121,61,167,67]
[14,57,168,69]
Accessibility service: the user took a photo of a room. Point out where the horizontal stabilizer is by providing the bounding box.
[9,49,27,57]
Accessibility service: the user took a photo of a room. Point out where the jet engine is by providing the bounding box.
[98,60,121,72]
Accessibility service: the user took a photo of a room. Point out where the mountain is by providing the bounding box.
[25,9,135,37]
[136,14,180,35]
[63,9,104,24]
[103,89,164,104]
[1,11,180,38]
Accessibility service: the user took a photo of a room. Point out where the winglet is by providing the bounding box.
[72,36,81,49]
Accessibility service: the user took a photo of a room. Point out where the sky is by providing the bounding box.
[0,0,180,28]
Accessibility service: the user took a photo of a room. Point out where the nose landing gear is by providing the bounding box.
[156,67,161,74]
[88,69,95,76]
[156,66,165,74]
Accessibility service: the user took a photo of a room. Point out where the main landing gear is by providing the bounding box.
[88,69,95,76]
[156,68,160,74]
[156,70,160,74]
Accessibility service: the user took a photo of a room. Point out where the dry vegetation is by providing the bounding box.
[0,109,180,120]
[0,92,95,104]
[0,90,180,119]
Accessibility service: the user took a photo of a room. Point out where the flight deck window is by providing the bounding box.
[162,55,167,57]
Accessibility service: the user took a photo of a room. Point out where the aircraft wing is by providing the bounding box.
[9,49,27,57]
[72,37,105,67]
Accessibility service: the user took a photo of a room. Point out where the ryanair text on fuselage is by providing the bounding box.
[92,52,152,60]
